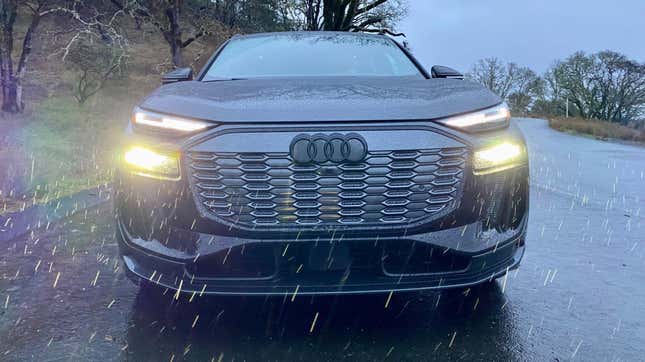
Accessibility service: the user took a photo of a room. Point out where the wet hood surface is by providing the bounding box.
[139,77,501,123]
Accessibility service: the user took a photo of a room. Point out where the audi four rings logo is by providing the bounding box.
[290,133,368,164]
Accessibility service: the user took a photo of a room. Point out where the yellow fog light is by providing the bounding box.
[473,142,525,175]
[123,146,180,180]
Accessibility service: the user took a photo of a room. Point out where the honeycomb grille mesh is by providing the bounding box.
[187,148,467,229]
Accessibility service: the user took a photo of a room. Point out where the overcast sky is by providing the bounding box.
[399,0,645,74]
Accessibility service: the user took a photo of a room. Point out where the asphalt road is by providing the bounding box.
[1,118,644,361]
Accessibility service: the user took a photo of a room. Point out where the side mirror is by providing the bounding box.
[162,67,193,84]
[431,65,463,79]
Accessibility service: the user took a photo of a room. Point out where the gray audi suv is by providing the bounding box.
[115,31,528,295]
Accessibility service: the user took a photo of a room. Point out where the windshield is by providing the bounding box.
[202,33,424,79]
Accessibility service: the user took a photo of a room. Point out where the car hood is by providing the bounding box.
[139,77,501,123]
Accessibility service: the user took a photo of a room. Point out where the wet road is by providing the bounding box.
[1,118,644,361]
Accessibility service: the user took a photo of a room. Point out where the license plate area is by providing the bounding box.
[307,244,351,272]
[186,244,278,280]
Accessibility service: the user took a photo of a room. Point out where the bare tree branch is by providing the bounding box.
[0,0,127,112]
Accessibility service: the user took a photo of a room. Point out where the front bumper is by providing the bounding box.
[115,120,528,295]
[116,212,526,295]
[117,219,525,295]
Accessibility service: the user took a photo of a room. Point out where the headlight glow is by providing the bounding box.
[133,108,211,133]
[473,142,526,175]
[438,103,511,132]
[123,146,180,180]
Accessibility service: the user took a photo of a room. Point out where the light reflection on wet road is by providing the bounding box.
[1,119,644,361]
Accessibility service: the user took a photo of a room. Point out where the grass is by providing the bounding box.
[0,14,222,215]
[1,80,151,214]
[548,117,645,144]
[21,97,119,192]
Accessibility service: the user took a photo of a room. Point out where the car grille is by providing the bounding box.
[186,148,467,230]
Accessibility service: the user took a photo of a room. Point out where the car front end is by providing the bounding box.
[115,32,528,296]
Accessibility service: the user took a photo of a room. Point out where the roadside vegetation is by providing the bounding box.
[466,53,645,142]
[19,96,126,197]
[548,117,645,144]
[1,89,141,213]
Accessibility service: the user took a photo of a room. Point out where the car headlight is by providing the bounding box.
[123,146,180,180]
[436,103,511,132]
[473,142,526,175]
[132,107,211,134]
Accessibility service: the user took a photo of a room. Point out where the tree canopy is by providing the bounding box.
[468,53,645,124]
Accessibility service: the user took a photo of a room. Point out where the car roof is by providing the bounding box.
[230,31,391,41]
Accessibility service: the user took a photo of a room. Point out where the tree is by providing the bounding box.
[507,67,543,114]
[467,58,517,100]
[548,51,645,123]
[211,0,294,32]
[1,0,42,113]
[530,65,566,117]
[467,57,543,113]
[110,0,224,68]
[292,0,407,32]
[67,35,126,105]
[0,0,124,113]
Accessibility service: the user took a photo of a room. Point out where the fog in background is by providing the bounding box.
[400,0,645,73]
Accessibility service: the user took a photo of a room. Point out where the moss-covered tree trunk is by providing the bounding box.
[163,1,185,68]
[0,0,19,112]
[0,0,40,113]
